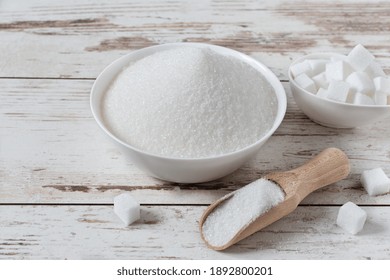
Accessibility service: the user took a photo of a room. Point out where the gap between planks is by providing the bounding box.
[0,76,96,80]
[0,203,208,207]
[1,203,389,207]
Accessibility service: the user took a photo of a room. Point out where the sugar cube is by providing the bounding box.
[327,80,350,102]
[346,92,355,103]
[291,45,388,107]
[337,202,367,235]
[316,88,328,98]
[325,60,353,81]
[312,72,329,89]
[375,91,388,105]
[290,60,313,78]
[294,73,317,93]
[365,61,386,79]
[345,71,374,95]
[346,44,375,71]
[114,193,140,226]
[352,92,375,105]
[373,76,390,94]
[307,59,328,76]
[330,56,339,62]
[361,168,390,196]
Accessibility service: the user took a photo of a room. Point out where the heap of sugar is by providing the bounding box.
[336,202,367,235]
[201,178,285,247]
[102,47,277,158]
[291,44,390,106]
[360,167,390,196]
[114,193,140,226]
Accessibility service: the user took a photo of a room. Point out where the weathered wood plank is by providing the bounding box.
[0,205,388,259]
[0,0,389,79]
[1,0,390,262]
[1,78,389,204]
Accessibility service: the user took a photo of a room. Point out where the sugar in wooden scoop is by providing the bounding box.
[202,179,285,247]
[102,47,277,158]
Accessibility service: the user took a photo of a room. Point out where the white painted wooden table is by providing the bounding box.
[1,0,390,259]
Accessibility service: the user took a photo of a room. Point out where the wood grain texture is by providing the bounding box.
[1,205,389,260]
[1,78,389,204]
[1,0,390,259]
[0,0,389,79]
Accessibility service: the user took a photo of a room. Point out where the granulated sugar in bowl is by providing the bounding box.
[90,43,286,183]
[104,47,276,158]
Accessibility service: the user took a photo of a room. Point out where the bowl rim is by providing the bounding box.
[90,42,287,161]
[288,52,390,109]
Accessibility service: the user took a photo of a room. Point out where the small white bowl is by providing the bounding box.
[289,53,390,128]
[91,43,286,183]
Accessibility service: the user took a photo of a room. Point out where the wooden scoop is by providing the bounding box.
[199,147,350,250]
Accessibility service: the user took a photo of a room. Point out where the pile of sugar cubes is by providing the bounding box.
[337,167,390,235]
[291,44,390,105]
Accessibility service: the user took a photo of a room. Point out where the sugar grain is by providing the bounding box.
[102,47,277,158]
[202,178,285,247]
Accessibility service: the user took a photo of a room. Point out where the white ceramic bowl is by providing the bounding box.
[289,53,390,128]
[91,43,286,183]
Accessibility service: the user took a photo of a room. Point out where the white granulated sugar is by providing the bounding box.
[202,178,285,247]
[102,47,277,158]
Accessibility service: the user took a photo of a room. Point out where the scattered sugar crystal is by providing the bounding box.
[114,193,140,226]
[337,202,367,235]
[325,60,353,81]
[103,47,278,158]
[312,72,329,89]
[345,72,375,95]
[361,168,390,196]
[295,73,317,93]
[346,44,375,71]
[290,60,313,78]
[202,178,285,247]
[327,80,350,103]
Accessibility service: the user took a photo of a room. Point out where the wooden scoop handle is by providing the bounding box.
[266,147,350,201]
